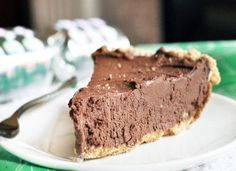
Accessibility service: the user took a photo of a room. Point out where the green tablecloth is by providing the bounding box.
[1,40,236,171]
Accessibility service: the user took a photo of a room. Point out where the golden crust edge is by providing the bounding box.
[164,48,221,85]
[125,47,220,85]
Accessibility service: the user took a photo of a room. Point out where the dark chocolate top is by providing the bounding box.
[76,47,202,97]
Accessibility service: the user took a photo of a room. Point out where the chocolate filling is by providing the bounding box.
[69,47,211,158]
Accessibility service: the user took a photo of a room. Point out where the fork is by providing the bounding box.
[0,77,76,138]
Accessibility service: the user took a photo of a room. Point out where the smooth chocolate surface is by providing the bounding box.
[69,47,211,157]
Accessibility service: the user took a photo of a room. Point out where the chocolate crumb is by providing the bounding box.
[108,74,113,80]
[151,67,156,71]
[117,63,122,68]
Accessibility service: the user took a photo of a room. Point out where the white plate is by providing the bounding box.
[1,92,236,171]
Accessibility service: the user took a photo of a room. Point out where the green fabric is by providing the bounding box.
[0,64,48,93]
[1,40,236,170]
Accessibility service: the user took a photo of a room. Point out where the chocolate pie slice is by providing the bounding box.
[69,46,220,159]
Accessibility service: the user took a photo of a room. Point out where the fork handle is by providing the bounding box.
[13,77,76,118]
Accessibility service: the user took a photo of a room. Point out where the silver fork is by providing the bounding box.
[0,77,76,138]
